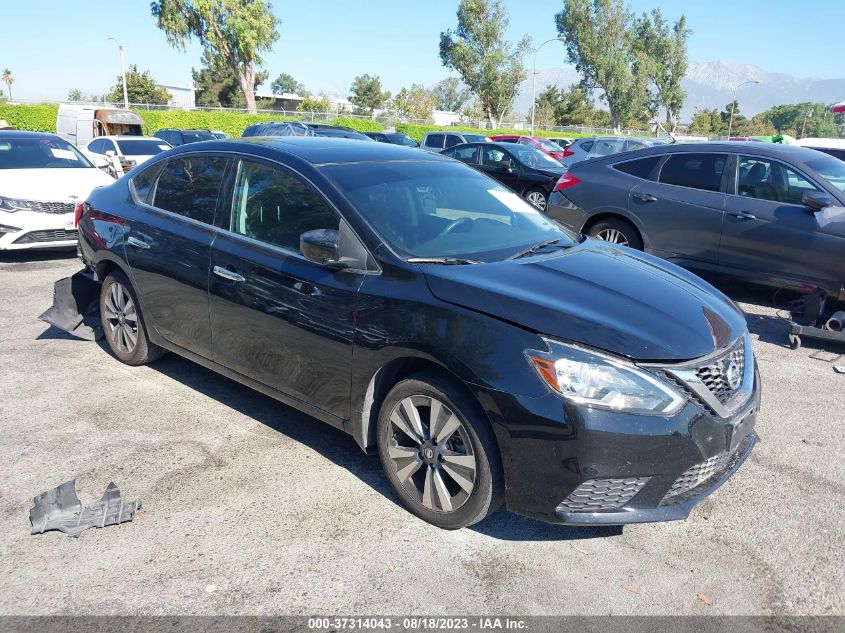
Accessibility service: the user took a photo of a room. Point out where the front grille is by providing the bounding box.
[13,229,77,244]
[693,341,745,405]
[556,477,650,513]
[25,201,76,214]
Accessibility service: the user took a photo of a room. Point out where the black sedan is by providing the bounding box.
[74,137,758,529]
[547,142,845,302]
[441,141,566,210]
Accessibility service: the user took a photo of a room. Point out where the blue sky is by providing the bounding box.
[2,0,842,101]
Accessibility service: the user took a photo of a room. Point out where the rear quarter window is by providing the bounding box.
[613,155,662,180]
[130,162,164,204]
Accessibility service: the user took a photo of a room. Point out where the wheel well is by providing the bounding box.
[354,357,495,455]
[94,260,118,282]
[583,212,642,240]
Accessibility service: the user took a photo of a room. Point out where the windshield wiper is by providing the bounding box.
[507,238,567,260]
[407,257,481,265]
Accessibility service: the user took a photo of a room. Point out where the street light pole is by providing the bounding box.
[530,36,565,135]
[727,79,759,139]
[107,37,129,109]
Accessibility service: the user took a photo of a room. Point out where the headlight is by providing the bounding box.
[0,197,35,212]
[527,338,685,415]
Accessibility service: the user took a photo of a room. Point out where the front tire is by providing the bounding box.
[100,271,163,365]
[376,372,504,529]
[587,217,643,250]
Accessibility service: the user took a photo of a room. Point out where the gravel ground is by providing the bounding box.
[0,251,842,616]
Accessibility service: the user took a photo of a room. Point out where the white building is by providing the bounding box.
[156,84,195,110]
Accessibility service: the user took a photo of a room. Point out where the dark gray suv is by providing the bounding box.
[547,142,845,301]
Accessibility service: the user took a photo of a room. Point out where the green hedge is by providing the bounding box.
[395,122,591,142]
[0,103,384,138]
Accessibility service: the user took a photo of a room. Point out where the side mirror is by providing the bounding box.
[105,150,116,157]
[300,229,343,266]
[803,191,832,211]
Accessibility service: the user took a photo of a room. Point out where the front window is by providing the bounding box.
[806,155,845,195]
[116,139,171,156]
[321,161,572,262]
[537,139,563,153]
[0,136,93,169]
[737,156,821,204]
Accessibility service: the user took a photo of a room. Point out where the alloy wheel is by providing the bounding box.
[526,190,547,210]
[386,395,477,513]
[103,282,138,354]
[595,228,629,246]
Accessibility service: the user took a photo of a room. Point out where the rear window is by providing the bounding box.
[152,156,228,224]
[424,134,445,148]
[614,155,662,180]
[658,153,727,192]
[116,139,171,156]
[579,140,595,152]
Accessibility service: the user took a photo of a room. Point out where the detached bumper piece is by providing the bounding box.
[30,479,141,538]
[38,272,103,341]
[555,431,757,525]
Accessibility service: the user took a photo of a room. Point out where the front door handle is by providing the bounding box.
[632,193,658,203]
[728,211,757,220]
[127,236,150,249]
[213,265,245,283]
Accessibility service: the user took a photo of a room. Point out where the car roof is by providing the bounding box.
[95,135,163,140]
[166,136,450,166]
[633,141,828,161]
[0,130,63,140]
[156,128,212,133]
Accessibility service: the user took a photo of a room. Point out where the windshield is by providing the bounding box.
[322,161,573,262]
[537,139,564,152]
[387,134,417,146]
[510,145,564,169]
[0,136,93,169]
[807,155,845,194]
[116,139,171,156]
[462,134,489,143]
[182,131,216,143]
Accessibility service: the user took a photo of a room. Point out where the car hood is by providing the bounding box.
[0,168,115,201]
[421,241,746,361]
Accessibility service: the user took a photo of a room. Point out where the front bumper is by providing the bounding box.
[478,366,760,525]
[0,209,77,250]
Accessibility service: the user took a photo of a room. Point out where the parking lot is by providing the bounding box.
[0,251,842,616]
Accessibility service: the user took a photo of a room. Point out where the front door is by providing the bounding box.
[479,145,521,191]
[717,155,843,293]
[208,157,361,421]
[124,154,229,359]
[628,152,728,270]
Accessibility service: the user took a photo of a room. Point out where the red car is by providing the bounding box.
[489,135,569,162]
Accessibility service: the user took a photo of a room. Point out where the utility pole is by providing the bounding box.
[530,37,565,135]
[107,37,129,109]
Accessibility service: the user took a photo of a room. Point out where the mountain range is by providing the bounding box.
[511,60,845,123]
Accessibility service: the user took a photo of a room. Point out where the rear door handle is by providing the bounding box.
[728,211,757,220]
[632,193,658,203]
[127,236,150,249]
[213,265,245,283]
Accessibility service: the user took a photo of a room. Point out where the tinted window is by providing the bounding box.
[116,139,171,156]
[579,140,595,152]
[626,140,648,151]
[659,153,727,192]
[179,131,215,144]
[592,139,625,156]
[445,135,462,148]
[462,134,488,143]
[614,155,662,180]
[386,133,417,146]
[449,145,479,163]
[737,156,821,204]
[152,156,227,223]
[130,162,164,204]
[102,139,117,153]
[497,138,518,143]
[230,160,337,252]
[424,134,444,148]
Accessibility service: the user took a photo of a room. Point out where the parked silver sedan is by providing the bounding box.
[560,136,656,169]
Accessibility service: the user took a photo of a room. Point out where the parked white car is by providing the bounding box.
[0,131,115,250]
[82,135,171,176]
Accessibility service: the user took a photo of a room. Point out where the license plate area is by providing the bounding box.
[64,214,75,230]
[727,407,756,453]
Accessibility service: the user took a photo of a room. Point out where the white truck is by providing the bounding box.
[56,104,146,149]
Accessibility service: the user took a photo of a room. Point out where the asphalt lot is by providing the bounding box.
[0,251,842,616]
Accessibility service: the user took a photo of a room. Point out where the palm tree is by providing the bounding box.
[2,69,13,100]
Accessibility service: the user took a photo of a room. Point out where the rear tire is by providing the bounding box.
[376,372,504,529]
[587,218,643,250]
[525,188,548,211]
[100,271,163,366]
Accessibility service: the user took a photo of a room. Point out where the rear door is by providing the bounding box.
[717,154,842,292]
[422,134,445,152]
[208,156,362,422]
[124,154,229,359]
[628,152,728,269]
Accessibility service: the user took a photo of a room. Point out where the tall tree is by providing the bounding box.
[297,93,332,113]
[635,9,690,132]
[271,73,303,95]
[721,100,748,135]
[439,0,531,128]
[431,77,470,112]
[67,89,84,102]
[151,0,279,113]
[555,0,651,132]
[193,49,268,108]
[107,65,172,105]
[392,84,437,120]
[2,69,12,100]
[349,74,390,113]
